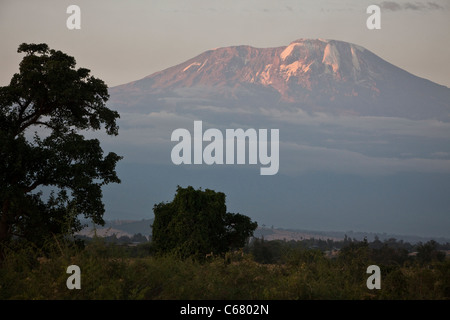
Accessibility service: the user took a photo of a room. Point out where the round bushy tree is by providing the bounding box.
[152,186,257,259]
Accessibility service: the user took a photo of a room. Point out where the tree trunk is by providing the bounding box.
[0,201,10,264]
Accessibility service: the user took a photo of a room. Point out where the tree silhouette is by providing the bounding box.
[0,43,122,258]
[416,240,445,264]
[152,186,257,259]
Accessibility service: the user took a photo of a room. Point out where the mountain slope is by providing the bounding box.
[109,38,450,121]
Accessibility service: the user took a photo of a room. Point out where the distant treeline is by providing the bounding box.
[76,233,149,244]
[246,236,449,266]
[76,232,450,267]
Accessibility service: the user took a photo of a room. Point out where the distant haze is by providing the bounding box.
[100,38,450,238]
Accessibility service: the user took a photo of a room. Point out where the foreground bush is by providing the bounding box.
[0,238,448,300]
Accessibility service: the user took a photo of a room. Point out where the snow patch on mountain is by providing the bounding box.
[259,64,273,85]
[280,42,301,61]
[350,46,361,72]
[322,43,340,73]
[183,62,201,72]
[280,61,312,80]
[197,59,208,72]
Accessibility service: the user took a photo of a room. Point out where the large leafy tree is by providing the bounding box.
[0,43,122,255]
[152,186,258,259]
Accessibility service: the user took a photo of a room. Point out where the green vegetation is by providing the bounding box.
[0,233,448,300]
[152,186,257,260]
[0,43,121,261]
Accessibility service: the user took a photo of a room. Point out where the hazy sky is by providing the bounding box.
[1,0,449,88]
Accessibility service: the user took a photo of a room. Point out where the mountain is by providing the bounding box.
[109,38,450,121]
[102,38,450,239]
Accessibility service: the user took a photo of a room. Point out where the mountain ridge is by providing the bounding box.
[109,38,450,121]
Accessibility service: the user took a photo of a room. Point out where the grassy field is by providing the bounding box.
[1,236,449,300]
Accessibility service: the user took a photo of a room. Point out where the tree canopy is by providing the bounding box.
[0,43,122,254]
[152,186,258,259]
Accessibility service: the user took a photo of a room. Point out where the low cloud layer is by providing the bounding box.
[380,1,445,11]
[96,107,450,177]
